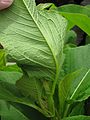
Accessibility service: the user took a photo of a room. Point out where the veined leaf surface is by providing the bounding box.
[0,0,67,70]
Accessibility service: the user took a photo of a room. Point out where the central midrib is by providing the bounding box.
[23,0,58,71]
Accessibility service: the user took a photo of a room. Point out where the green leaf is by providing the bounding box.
[0,65,23,84]
[63,44,90,74]
[16,74,43,101]
[0,0,67,70]
[59,69,90,117]
[58,4,90,34]
[16,70,55,117]
[0,50,6,66]
[62,115,90,120]
[65,30,77,44]
[0,0,67,99]
[58,4,90,17]
[69,102,84,117]
[86,35,90,44]
[0,81,46,116]
[37,3,56,10]
[11,102,49,120]
[0,100,29,120]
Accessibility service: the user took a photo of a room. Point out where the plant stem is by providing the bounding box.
[63,104,70,117]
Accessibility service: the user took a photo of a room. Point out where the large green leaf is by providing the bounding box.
[0,100,29,120]
[58,4,90,33]
[0,0,67,70]
[0,0,67,101]
[62,115,90,120]
[59,69,90,117]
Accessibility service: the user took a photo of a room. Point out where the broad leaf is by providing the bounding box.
[62,115,90,120]
[59,69,90,117]
[11,102,49,120]
[0,100,29,120]
[16,75,43,101]
[0,81,45,116]
[58,4,90,17]
[58,4,90,34]
[0,65,23,84]
[0,0,67,72]
[0,0,67,101]
[63,44,90,74]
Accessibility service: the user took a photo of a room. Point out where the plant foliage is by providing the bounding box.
[0,0,90,120]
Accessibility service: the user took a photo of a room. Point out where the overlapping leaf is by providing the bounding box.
[58,4,90,34]
[0,100,29,120]
[59,69,90,117]
[0,0,67,71]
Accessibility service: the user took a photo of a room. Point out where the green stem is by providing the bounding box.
[63,104,70,117]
